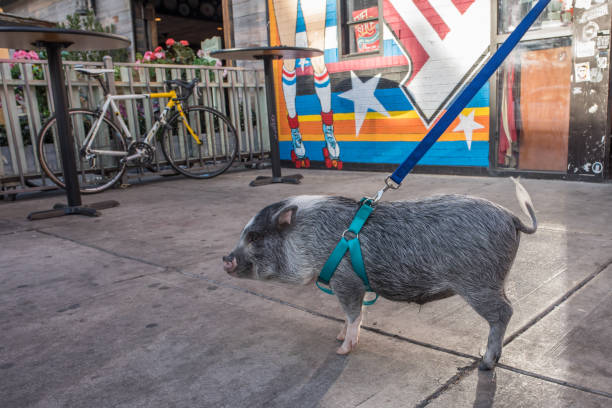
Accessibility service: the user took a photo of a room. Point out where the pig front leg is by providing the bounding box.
[336,322,347,341]
[331,273,366,354]
[337,311,363,354]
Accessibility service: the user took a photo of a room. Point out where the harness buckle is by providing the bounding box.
[368,176,401,205]
[342,229,359,241]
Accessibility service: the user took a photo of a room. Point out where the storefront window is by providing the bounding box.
[498,0,573,34]
[496,38,571,171]
[340,0,381,55]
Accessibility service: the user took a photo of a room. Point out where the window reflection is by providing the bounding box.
[498,0,573,34]
[497,39,571,171]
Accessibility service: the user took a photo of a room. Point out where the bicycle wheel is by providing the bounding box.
[161,105,238,179]
[38,109,128,194]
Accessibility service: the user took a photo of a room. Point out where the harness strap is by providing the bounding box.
[317,199,379,306]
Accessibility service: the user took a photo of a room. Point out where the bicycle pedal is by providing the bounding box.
[119,183,131,189]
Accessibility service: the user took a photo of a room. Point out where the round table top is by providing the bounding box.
[211,46,323,60]
[0,26,130,51]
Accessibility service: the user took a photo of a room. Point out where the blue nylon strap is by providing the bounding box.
[389,0,552,185]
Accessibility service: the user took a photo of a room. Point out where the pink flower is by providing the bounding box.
[154,46,163,53]
[154,51,165,60]
[180,40,189,46]
[28,50,39,60]
[143,51,154,62]
[165,38,175,47]
[12,50,27,59]
[135,59,141,64]
[197,49,206,58]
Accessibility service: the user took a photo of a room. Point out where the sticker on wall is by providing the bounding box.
[597,54,608,68]
[583,22,599,41]
[574,0,591,9]
[578,4,609,24]
[596,34,610,49]
[592,162,603,173]
[575,62,591,82]
[590,67,604,82]
[576,40,596,58]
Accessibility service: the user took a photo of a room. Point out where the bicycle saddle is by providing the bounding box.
[164,78,198,89]
[74,66,114,76]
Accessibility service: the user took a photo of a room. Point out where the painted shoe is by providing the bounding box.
[322,124,340,159]
[290,128,309,168]
[322,124,341,169]
[291,127,306,158]
[322,147,342,169]
[291,150,310,169]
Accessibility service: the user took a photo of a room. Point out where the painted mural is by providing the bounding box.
[268,0,491,169]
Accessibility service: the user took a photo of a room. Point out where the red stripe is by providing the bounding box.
[383,0,429,84]
[451,0,476,14]
[412,0,450,40]
[314,71,329,81]
[294,56,409,77]
[282,68,296,78]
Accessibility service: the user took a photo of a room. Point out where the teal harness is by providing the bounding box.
[316,198,379,306]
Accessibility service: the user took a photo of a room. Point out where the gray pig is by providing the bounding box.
[223,178,537,370]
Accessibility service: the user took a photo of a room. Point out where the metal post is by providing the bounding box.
[46,43,82,207]
[247,56,302,186]
[262,56,281,180]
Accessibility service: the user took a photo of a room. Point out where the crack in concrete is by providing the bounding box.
[414,362,480,408]
[33,228,612,405]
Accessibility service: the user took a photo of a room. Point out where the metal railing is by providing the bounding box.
[0,56,269,197]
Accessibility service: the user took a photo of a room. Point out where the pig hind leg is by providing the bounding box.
[463,289,513,370]
[332,278,365,354]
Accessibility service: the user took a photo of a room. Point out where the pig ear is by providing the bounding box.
[273,205,297,229]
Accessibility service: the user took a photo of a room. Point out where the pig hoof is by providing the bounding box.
[336,345,352,355]
[336,338,358,355]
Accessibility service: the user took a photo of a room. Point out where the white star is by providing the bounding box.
[452,109,484,150]
[338,71,389,136]
[297,58,307,72]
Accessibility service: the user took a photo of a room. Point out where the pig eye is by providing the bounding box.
[248,231,262,242]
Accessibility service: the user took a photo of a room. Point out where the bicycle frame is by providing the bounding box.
[82,90,201,159]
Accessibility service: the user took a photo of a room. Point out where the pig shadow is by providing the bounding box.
[272,351,349,408]
[472,369,497,408]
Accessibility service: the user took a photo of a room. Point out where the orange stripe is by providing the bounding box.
[279,116,490,140]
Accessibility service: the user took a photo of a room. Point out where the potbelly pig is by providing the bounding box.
[223,178,537,370]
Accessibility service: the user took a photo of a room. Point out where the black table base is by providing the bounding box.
[27,200,120,220]
[249,174,303,187]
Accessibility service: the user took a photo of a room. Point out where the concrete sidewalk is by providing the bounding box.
[1,169,611,407]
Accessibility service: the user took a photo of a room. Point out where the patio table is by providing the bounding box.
[211,46,323,186]
[0,26,130,220]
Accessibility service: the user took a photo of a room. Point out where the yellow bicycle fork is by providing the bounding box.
[149,90,202,145]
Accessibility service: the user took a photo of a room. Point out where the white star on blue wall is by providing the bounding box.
[338,71,390,137]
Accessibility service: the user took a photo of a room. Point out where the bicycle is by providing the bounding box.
[37,66,239,194]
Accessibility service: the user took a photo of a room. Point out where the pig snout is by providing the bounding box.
[223,255,237,274]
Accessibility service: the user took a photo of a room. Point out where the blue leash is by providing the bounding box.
[316,0,552,304]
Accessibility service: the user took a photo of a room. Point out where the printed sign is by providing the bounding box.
[575,62,591,82]
[353,7,380,53]
[576,40,596,57]
[596,34,610,49]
